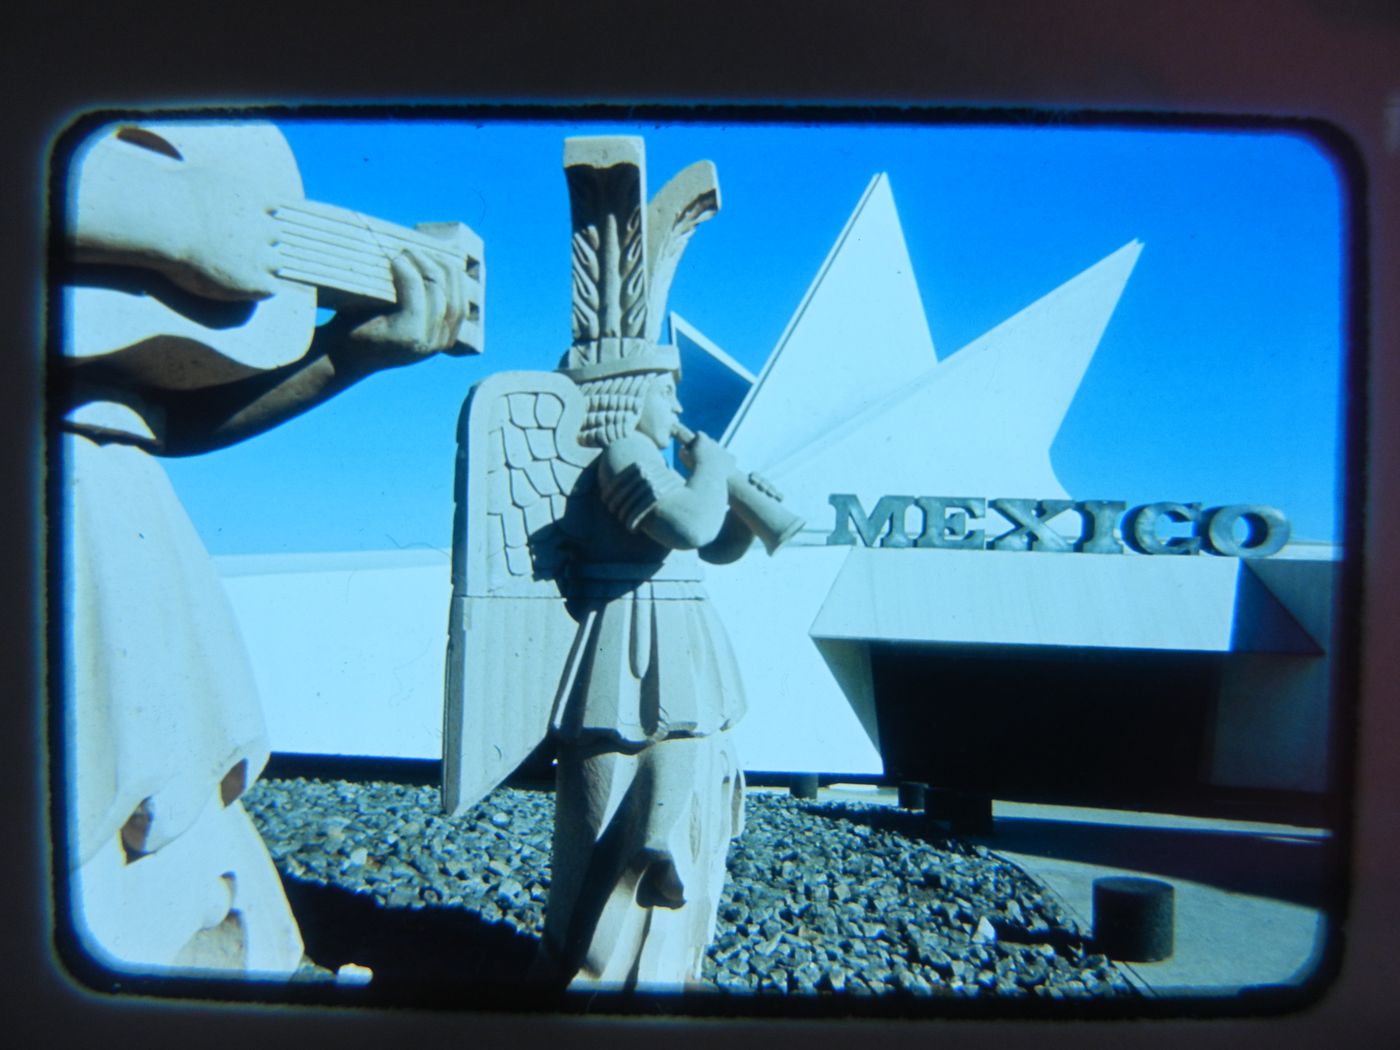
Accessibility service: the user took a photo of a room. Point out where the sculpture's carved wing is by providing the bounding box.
[442,370,596,816]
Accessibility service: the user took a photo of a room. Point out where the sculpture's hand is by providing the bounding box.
[326,249,468,372]
[169,171,281,301]
[679,430,737,478]
[159,249,467,453]
[69,148,281,302]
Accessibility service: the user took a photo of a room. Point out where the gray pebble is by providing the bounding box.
[244,780,1135,1002]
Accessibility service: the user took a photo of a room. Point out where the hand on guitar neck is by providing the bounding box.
[147,247,470,455]
[65,248,471,454]
[318,248,473,378]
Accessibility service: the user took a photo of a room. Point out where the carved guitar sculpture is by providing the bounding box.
[64,122,485,389]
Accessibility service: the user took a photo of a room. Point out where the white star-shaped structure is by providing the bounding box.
[686,174,1145,774]
[226,168,1325,783]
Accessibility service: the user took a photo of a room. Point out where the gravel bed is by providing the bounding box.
[244,778,1135,1000]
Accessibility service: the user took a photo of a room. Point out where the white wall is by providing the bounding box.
[219,543,1340,793]
[218,550,452,761]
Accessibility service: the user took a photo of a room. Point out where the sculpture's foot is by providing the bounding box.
[71,792,302,977]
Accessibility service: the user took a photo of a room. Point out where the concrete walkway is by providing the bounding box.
[818,786,1333,998]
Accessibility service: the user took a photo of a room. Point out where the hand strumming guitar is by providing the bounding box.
[68,129,282,303]
[153,247,471,454]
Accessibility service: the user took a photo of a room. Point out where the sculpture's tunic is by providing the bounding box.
[62,399,301,971]
[64,401,270,867]
[553,551,747,745]
[543,435,747,987]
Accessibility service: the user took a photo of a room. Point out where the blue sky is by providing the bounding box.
[156,116,1349,552]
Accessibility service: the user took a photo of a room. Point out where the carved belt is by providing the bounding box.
[570,554,706,600]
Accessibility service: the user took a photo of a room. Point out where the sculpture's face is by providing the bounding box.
[635,373,682,448]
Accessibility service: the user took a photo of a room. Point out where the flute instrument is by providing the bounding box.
[673,423,805,555]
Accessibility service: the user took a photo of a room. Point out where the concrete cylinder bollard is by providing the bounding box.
[897,781,927,810]
[790,773,820,800]
[1092,876,1175,961]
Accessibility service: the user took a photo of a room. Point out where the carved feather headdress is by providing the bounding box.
[557,136,719,382]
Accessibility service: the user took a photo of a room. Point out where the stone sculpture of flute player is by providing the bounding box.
[543,362,756,989]
[443,135,800,989]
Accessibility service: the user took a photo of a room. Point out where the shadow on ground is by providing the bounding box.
[802,803,1334,909]
[799,801,961,846]
[283,875,541,994]
[966,818,1333,909]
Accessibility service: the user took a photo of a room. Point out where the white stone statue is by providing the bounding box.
[59,119,483,976]
[443,137,800,989]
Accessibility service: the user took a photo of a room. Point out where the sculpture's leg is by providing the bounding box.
[542,739,635,981]
[545,732,744,990]
[629,733,744,989]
